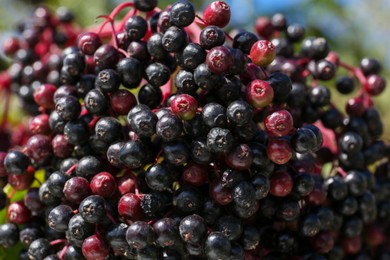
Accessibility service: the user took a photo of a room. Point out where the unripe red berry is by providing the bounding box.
[250,40,276,67]
[203,1,231,28]
[246,79,274,108]
[170,94,198,120]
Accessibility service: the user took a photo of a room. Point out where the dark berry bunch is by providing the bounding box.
[0,0,389,259]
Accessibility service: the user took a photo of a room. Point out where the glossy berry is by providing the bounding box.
[29,114,51,136]
[202,102,227,128]
[170,94,198,120]
[336,76,355,94]
[82,234,110,260]
[110,89,137,115]
[33,84,56,110]
[27,238,52,260]
[265,109,294,137]
[292,172,315,197]
[94,44,119,70]
[0,223,19,248]
[250,40,276,67]
[90,172,117,198]
[225,143,253,170]
[200,26,225,50]
[25,134,52,165]
[118,193,144,220]
[125,15,148,41]
[162,26,187,52]
[246,79,274,108]
[269,170,293,197]
[145,62,170,87]
[77,32,102,55]
[365,74,386,96]
[156,114,183,142]
[126,221,156,249]
[145,163,173,191]
[181,43,207,69]
[95,69,121,93]
[134,0,157,11]
[203,1,231,28]
[360,57,382,75]
[207,127,233,153]
[114,59,141,89]
[47,205,74,232]
[169,0,195,27]
[4,151,31,175]
[206,46,233,75]
[79,195,106,223]
[63,176,91,204]
[205,231,231,259]
[291,127,317,153]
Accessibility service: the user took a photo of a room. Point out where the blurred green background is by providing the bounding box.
[0,0,389,133]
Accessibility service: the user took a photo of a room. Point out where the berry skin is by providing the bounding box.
[203,1,231,28]
[269,170,293,197]
[29,114,51,136]
[169,0,195,27]
[170,94,198,120]
[162,26,187,52]
[126,221,156,249]
[365,74,386,96]
[255,17,274,38]
[4,151,31,175]
[110,89,137,115]
[206,46,233,75]
[55,95,81,121]
[118,193,144,220]
[207,127,234,154]
[27,238,52,260]
[33,84,56,110]
[265,109,294,137]
[125,16,148,41]
[82,234,111,260]
[246,79,274,108]
[134,0,157,12]
[225,143,254,170]
[250,40,276,67]
[79,195,106,224]
[200,25,226,50]
[0,223,19,248]
[77,32,102,55]
[205,231,231,260]
[63,177,91,204]
[179,214,207,245]
[90,172,117,198]
[182,162,208,186]
[47,205,74,232]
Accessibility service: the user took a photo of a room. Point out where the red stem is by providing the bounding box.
[66,164,78,175]
[98,2,135,34]
[88,116,100,130]
[127,170,140,196]
[106,212,117,224]
[59,244,69,260]
[337,167,347,178]
[50,239,67,246]
[154,150,163,163]
[338,61,355,71]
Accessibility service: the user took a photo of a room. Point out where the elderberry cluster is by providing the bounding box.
[0,0,389,259]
